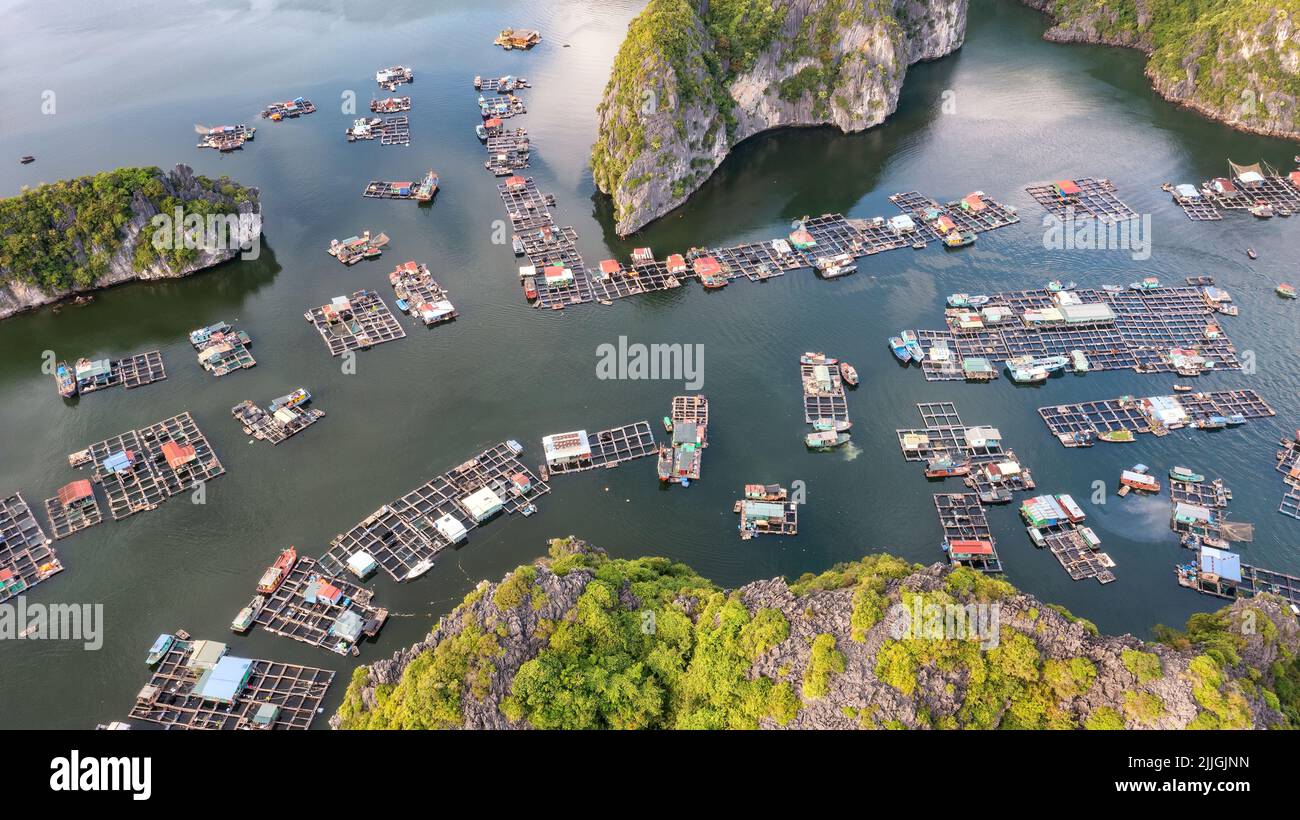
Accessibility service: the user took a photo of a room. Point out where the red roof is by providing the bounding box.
[693,256,721,277]
[1053,180,1081,195]
[962,193,986,211]
[505,175,526,188]
[1290,171,1300,188]
[316,581,342,602]
[666,253,685,269]
[511,473,530,486]
[485,118,503,127]
[949,540,994,555]
[57,479,94,506]
[599,259,621,275]
[161,441,197,470]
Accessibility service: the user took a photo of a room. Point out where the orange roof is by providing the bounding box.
[485,117,503,127]
[962,193,986,211]
[57,479,93,506]
[666,253,685,268]
[693,256,721,277]
[599,259,621,274]
[161,441,197,470]
[505,175,526,188]
[1053,180,1081,195]
[949,540,994,555]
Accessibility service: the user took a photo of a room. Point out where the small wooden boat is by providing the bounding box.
[256,547,297,595]
[662,416,673,432]
[805,430,850,451]
[889,336,910,363]
[1278,283,1297,299]
[54,361,76,398]
[19,156,34,164]
[1246,248,1257,259]
[838,362,858,386]
[1172,384,1193,392]
[900,331,923,363]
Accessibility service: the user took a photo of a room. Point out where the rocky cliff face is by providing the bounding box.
[1023,0,1300,140]
[335,538,1299,730]
[0,164,261,320]
[591,0,967,236]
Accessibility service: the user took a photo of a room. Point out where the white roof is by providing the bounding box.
[543,430,591,462]
[435,513,468,542]
[518,265,536,278]
[1174,184,1200,198]
[347,551,377,575]
[1238,170,1264,183]
[888,214,915,231]
[461,487,503,519]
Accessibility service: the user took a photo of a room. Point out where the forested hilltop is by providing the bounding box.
[1022,0,1300,138]
[335,538,1300,730]
[0,164,259,318]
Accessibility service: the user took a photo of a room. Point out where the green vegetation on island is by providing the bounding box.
[336,538,1300,730]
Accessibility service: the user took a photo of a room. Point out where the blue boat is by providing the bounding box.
[146,633,173,666]
[395,298,410,313]
[900,331,923,363]
[889,336,910,362]
[1225,413,1245,427]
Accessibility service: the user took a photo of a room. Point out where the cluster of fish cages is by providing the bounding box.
[735,485,799,540]
[475,74,531,92]
[61,350,167,396]
[304,289,407,356]
[317,441,550,582]
[231,397,324,446]
[389,261,457,326]
[260,98,315,119]
[544,421,658,476]
[1170,476,1233,511]
[1042,527,1116,584]
[370,95,411,113]
[907,284,1244,382]
[888,190,1021,238]
[128,636,334,730]
[800,359,850,424]
[1277,435,1300,520]
[588,258,684,302]
[933,493,1002,573]
[1038,390,1275,448]
[484,131,531,175]
[0,493,61,602]
[896,402,1003,462]
[197,124,255,152]
[43,482,103,540]
[68,412,225,520]
[249,556,387,655]
[1025,177,1137,222]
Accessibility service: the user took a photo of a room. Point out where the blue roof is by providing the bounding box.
[102,451,132,473]
[1200,547,1242,583]
[192,655,254,703]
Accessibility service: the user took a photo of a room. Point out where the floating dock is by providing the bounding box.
[362,169,438,201]
[370,96,411,113]
[304,289,407,356]
[328,230,388,265]
[933,493,1002,573]
[128,634,334,730]
[1177,548,1300,607]
[197,124,255,152]
[43,479,104,540]
[249,556,387,655]
[260,98,315,120]
[1021,494,1115,584]
[1038,390,1275,447]
[888,190,1020,240]
[1026,177,1137,222]
[736,485,797,539]
[58,350,166,396]
[389,261,457,326]
[317,441,549,582]
[1168,160,1300,220]
[232,391,324,446]
[347,115,410,146]
[543,421,658,476]
[376,65,414,91]
[1275,433,1300,520]
[800,358,849,424]
[68,411,225,520]
[903,283,1244,382]
[0,493,61,602]
[659,396,709,483]
[193,324,255,377]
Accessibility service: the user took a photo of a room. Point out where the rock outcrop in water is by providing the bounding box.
[1021,0,1300,140]
[590,0,967,236]
[334,538,1300,730]
[0,164,261,319]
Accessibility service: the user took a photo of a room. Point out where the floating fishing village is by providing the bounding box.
[6,7,1300,735]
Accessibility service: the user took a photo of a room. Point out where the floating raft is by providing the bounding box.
[232,395,324,446]
[1038,390,1275,448]
[128,635,334,730]
[905,284,1243,382]
[304,289,407,356]
[889,190,1020,239]
[896,401,1003,462]
[1026,177,1137,222]
[63,350,166,396]
[1178,550,1300,607]
[1275,435,1300,520]
[318,441,549,582]
[1043,527,1116,584]
[70,411,225,520]
[736,485,798,539]
[370,96,411,113]
[260,98,315,119]
[43,480,104,541]
[389,261,457,326]
[545,421,658,476]
[376,65,414,91]
[250,556,387,655]
[801,360,849,424]
[0,493,61,602]
[933,493,1002,573]
[197,124,255,151]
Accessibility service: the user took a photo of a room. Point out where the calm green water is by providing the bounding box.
[1,0,1297,728]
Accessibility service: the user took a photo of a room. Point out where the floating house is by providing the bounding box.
[161,440,197,472]
[346,551,377,579]
[185,640,227,672]
[542,430,592,469]
[460,487,504,523]
[57,479,95,510]
[191,655,255,704]
[435,513,469,544]
[888,214,916,233]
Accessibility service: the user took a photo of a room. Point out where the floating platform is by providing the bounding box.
[1026,177,1136,223]
[261,98,315,119]
[801,360,849,424]
[736,486,798,539]
[43,481,104,541]
[370,96,411,113]
[1039,390,1274,447]
[389,261,457,326]
[1042,527,1116,584]
[250,556,387,655]
[128,635,334,730]
[63,350,166,396]
[933,493,1002,573]
[545,421,658,475]
[70,411,225,520]
[232,395,324,446]
[889,190,1020,239]
[304,289,407,356]
[328,230,389,265]
[0,493,60,602]
[318,441,549,582]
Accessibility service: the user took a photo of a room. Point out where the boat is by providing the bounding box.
[1070,350,1090,373]
[1278,207,1292,218]
[1173,384,1194,392]
[1278,283,1297,299]
[231,596,264,633]
[54,361,76,398]
[925,452,971,478]
[405,559,434,580]
[256,547,297,595]
[1248,200,1274,218]
[888,336,910,363]
[1195,415,1229,430]
[967,294,990,307]
[1224,413,1246,427]
[941,230,976,248]
[1046,279,1075,292]
[1246,248,1258,259]
[269,388,310,411]
[663,416,674,432]
[1120,470,1160,494]
[395,298,410,313]
[1129,276,1160,291]
[805,430,851,451]
[520,503,537,517]
[1006,363,1048,384]
[979,488,1013,505]
[19,155,34,164]
[1102,284,1124,294]
[815,252,856,278]
[522,277,538,301]
[800,351,837,365]
[413,170,439,202]
[1169,466,1204,483]
[1097,430,1136,443]
[838,362,858,387]
[146,633,174,666]
[811,418,852,432]
[900,331,923,363]
[475,123,488,141]
[512,234,525,255]
[947,293,971,308]
[656,445,673,482]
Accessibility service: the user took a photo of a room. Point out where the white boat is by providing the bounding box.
[405,559,434,580]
